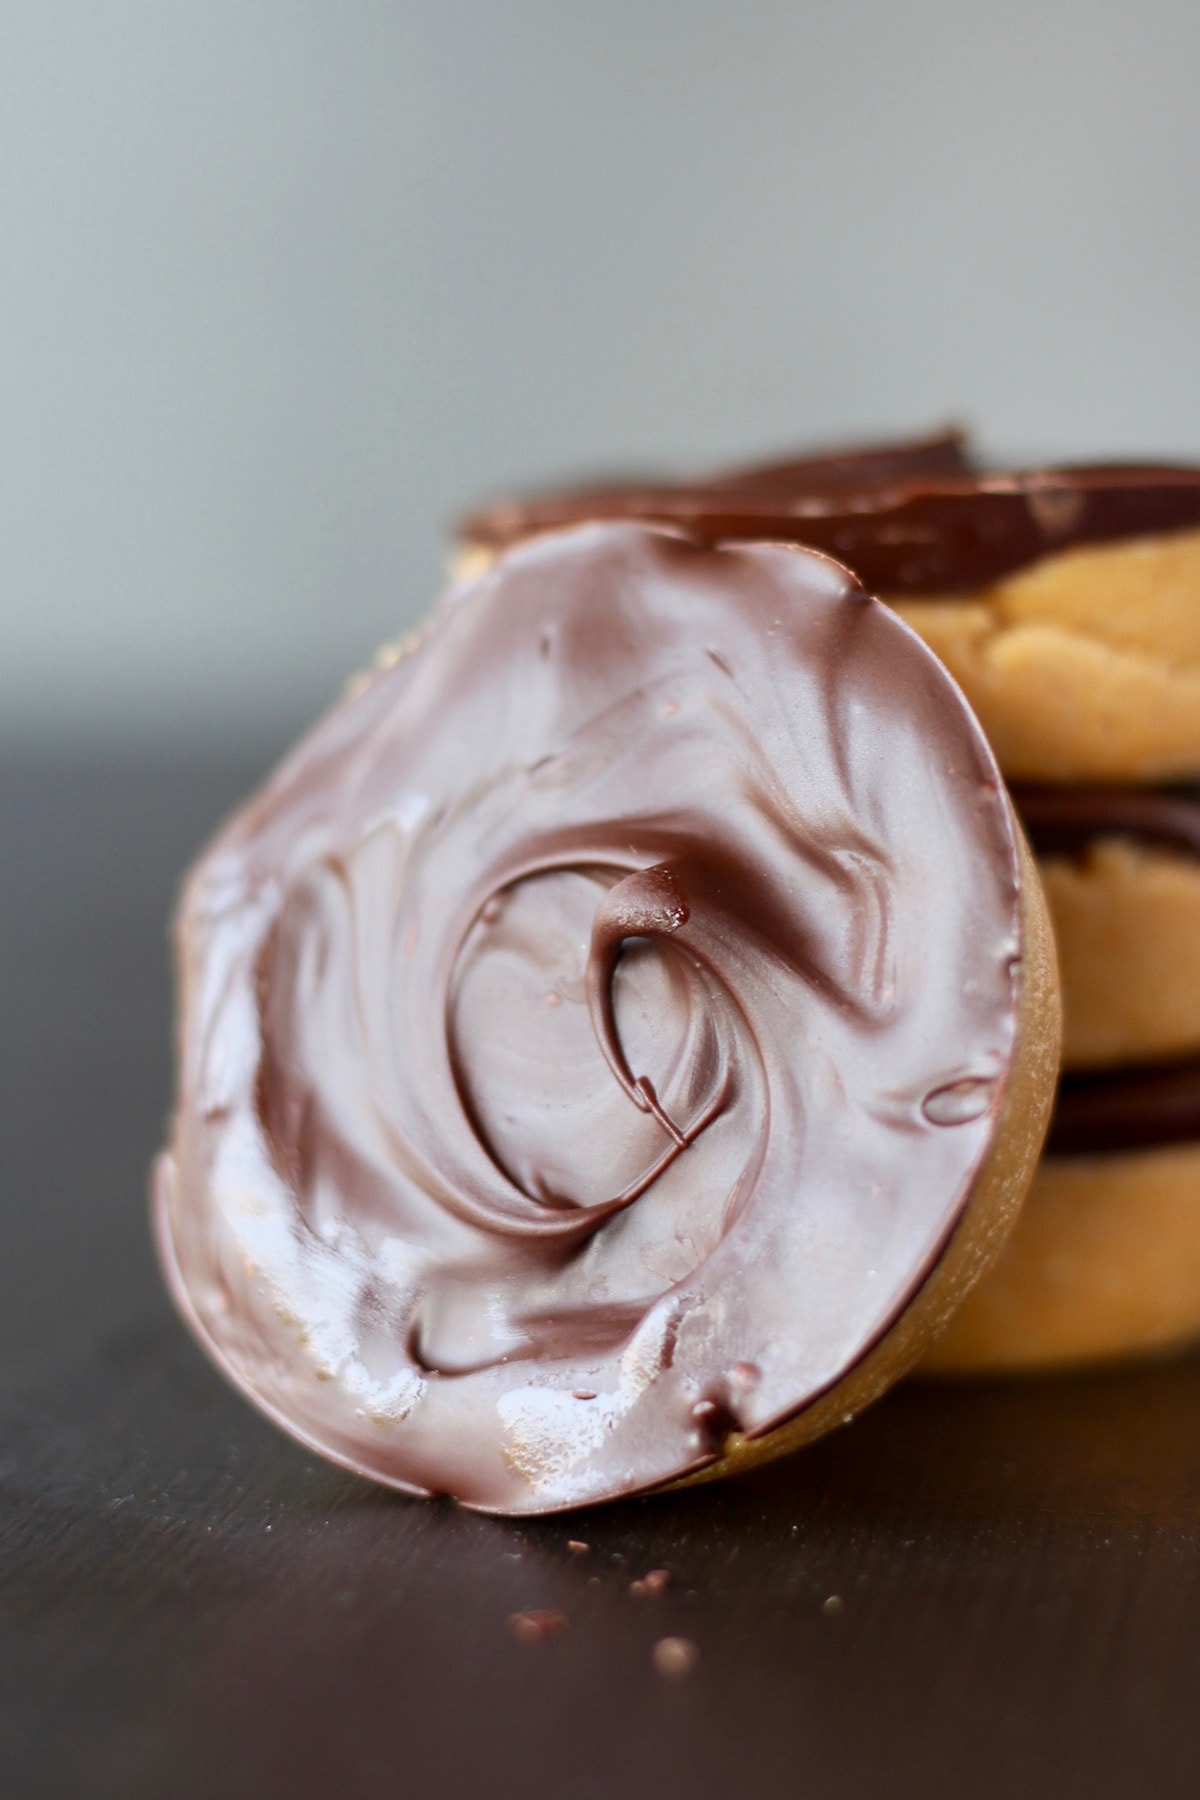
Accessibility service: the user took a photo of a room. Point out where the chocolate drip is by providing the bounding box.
[1013,784,1200,861]
[460,436,1200,595]
[1049,1056,1200,1157]
[156,524,1029,1514]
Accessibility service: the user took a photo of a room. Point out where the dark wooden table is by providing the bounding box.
[4,750,1200,1800]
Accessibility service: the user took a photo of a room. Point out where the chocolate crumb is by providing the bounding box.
[631,1568,671,1598]
[509,1609,568,1644]
[653,1636,699,1678]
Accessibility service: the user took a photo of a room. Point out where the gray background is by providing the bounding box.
[3,0,1199,751]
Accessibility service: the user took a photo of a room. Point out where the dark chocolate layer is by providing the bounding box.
[1013,784,1200,861]
[1049,1056,1200,1157]
[461,435,1200,595]
[156,524,1029,1514]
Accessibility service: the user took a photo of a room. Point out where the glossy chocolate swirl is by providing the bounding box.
[460,434,1200,595]
[155,525,1029,1514]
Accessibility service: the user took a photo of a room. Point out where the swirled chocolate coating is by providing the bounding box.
[155,525,1030,1514]
[460,436,1200,595]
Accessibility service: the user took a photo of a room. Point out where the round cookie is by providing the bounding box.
[154,524,1059,1514]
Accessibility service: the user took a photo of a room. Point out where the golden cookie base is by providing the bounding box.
[893,529,1200,782]
[1042,839,1200,1070]
[920,1138,1200,1374]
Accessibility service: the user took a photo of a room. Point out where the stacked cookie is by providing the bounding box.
[460,431,1200,1371]
[893,478,1200,1371]
[150,428,1197,1516]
